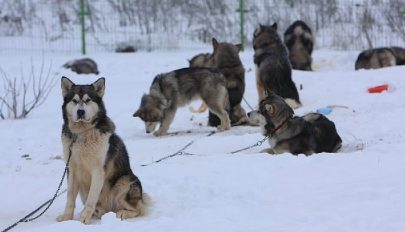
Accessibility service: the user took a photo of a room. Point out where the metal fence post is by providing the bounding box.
[239,0,245,51]
[80,0,86,55]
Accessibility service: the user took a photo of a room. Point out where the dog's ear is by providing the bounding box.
[212,38,219,51]
[271,22,278,30]
[235,43,242,52]
[61,76,75,97]
[92,77,105,97]
[265,104,274,114]
[254,24,263,37]
[133,109,141,118]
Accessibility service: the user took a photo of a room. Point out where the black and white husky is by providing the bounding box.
[58,77,147,224]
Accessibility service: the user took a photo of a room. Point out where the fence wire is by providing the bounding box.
[0,0,404,54]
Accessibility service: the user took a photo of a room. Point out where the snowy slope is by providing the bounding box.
[0,49,404,232]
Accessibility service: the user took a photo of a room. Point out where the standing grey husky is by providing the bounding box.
[58,77,147,224]
[133,68,231,136]
[256,91,341,155]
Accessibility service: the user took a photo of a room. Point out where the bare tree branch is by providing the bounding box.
[0,59,56,120]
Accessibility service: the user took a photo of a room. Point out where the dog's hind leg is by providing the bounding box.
[57,170,79,222]
[113,175,145,220]
[207,103,231,131]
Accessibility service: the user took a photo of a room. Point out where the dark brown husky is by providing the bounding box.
[207,38,248,126]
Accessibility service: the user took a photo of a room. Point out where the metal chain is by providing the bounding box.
[2,140,74,232]
[141,131,216,167]
[242,96,255,111]
[230,136,269,154]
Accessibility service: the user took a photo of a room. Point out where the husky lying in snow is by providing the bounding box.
[249,91,342,155]
[63,58,99,75]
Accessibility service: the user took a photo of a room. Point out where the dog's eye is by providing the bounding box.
[84,99,91,103]
[72,99,78,104]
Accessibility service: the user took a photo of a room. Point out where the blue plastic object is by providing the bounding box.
[316,107,332,115]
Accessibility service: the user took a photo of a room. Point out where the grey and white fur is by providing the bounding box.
[63,58,99,75]
[133,67,231,136]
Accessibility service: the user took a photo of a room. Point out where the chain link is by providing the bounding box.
[230,136,269,154]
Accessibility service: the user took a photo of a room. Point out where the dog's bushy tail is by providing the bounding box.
[136,193,152,216]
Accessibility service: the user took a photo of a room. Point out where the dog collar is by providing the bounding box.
[269,115,292,136]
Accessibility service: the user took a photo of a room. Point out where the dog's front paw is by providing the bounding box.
[56,213,73,222]
[79,208,93,224]
[217,125,230,131]
[153,130,167,137]
[116,210,140,220]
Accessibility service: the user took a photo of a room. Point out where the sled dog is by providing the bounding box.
[133,68,231,136]
[254,91,341,155]
[284,20,314,71]
[253,23,301,109]
[63,58,99,75]
[58,77,147,224]
[355,47,397,70]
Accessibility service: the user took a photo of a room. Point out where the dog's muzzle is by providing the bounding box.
[77,109,85,119]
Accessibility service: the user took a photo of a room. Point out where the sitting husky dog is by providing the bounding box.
[284,20,314,71]
[133,68,231,136]
[254,91,342,155]
[58,77,147,224]
[253,23,301,109]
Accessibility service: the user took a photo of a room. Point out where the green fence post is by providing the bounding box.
[80,0,86,55]
[239,0,245,51]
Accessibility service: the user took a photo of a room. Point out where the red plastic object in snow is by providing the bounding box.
[368,84,389,93]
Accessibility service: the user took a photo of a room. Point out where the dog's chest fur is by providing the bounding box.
[63,128,111,187]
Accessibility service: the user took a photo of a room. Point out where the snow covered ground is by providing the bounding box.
[0,48,404,232]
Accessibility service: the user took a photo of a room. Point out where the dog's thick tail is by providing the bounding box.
[136,193,152,216]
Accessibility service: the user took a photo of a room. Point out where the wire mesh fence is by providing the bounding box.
[0,0,404,54]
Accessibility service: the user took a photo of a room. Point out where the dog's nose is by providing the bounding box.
[247,111,251,117]
[77,109,85,118]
